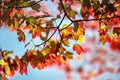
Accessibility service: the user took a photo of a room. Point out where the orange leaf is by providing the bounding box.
[73,44,84,55]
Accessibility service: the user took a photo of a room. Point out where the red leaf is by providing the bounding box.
[73,44,84,55]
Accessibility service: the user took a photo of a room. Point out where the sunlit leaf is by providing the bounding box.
[5,66,11,75]
[73,44,84,55]
[78,35,85,43]
[37,63,44,70]
[100,34,110,45]
[26,16,36,26]
[41,46,50,56]
[100,23,107,32]
[61,24,73,37]
[0,60,6,66]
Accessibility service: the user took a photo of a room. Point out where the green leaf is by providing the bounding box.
[26,16,36,26]
[30,1,41,12]
[69,10,77,19]
[14,13,24,20]
[41,46,50,56]
[5,66,11,75]
[19,1,29,7]
[48,40,55,48]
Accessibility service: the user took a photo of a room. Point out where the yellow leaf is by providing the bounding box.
[0,60,6,66]
[78,35,85,43]
[101,23,107,31]
[5,66,11,75]
[41,46,50,56]
[32,50,38,55]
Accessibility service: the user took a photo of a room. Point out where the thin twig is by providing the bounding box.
[35,29,57,47]
[57,14,66,29]
[35,14,66,47]
[60,0,73,22]
[60,22,72,30]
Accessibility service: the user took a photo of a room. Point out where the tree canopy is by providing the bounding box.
[0,0,120,80]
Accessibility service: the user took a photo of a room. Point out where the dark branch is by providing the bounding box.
[35,14,66,47]
[60,22,73,31]
[35,29,57,47]
[59,0,73,22]
[57,14,66,29]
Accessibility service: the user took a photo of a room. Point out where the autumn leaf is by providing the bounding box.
[41,46,50,56]
[17,29,26,42]
[4,66,11,75]
[48,40,55,48]
[100,23,108,34]
[37,63,44,70]
[77,35,85,43]
[0,59,6,66]
[61,24,73,37]
[63,51,73,59]
[112,27,120,36]
[62,38,70,46]
[73,44,84,55]
[26,16,36,26]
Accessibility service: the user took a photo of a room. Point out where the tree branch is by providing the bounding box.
[59,0,73,22]
[60,22,73,31]
[35,14,66,47]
